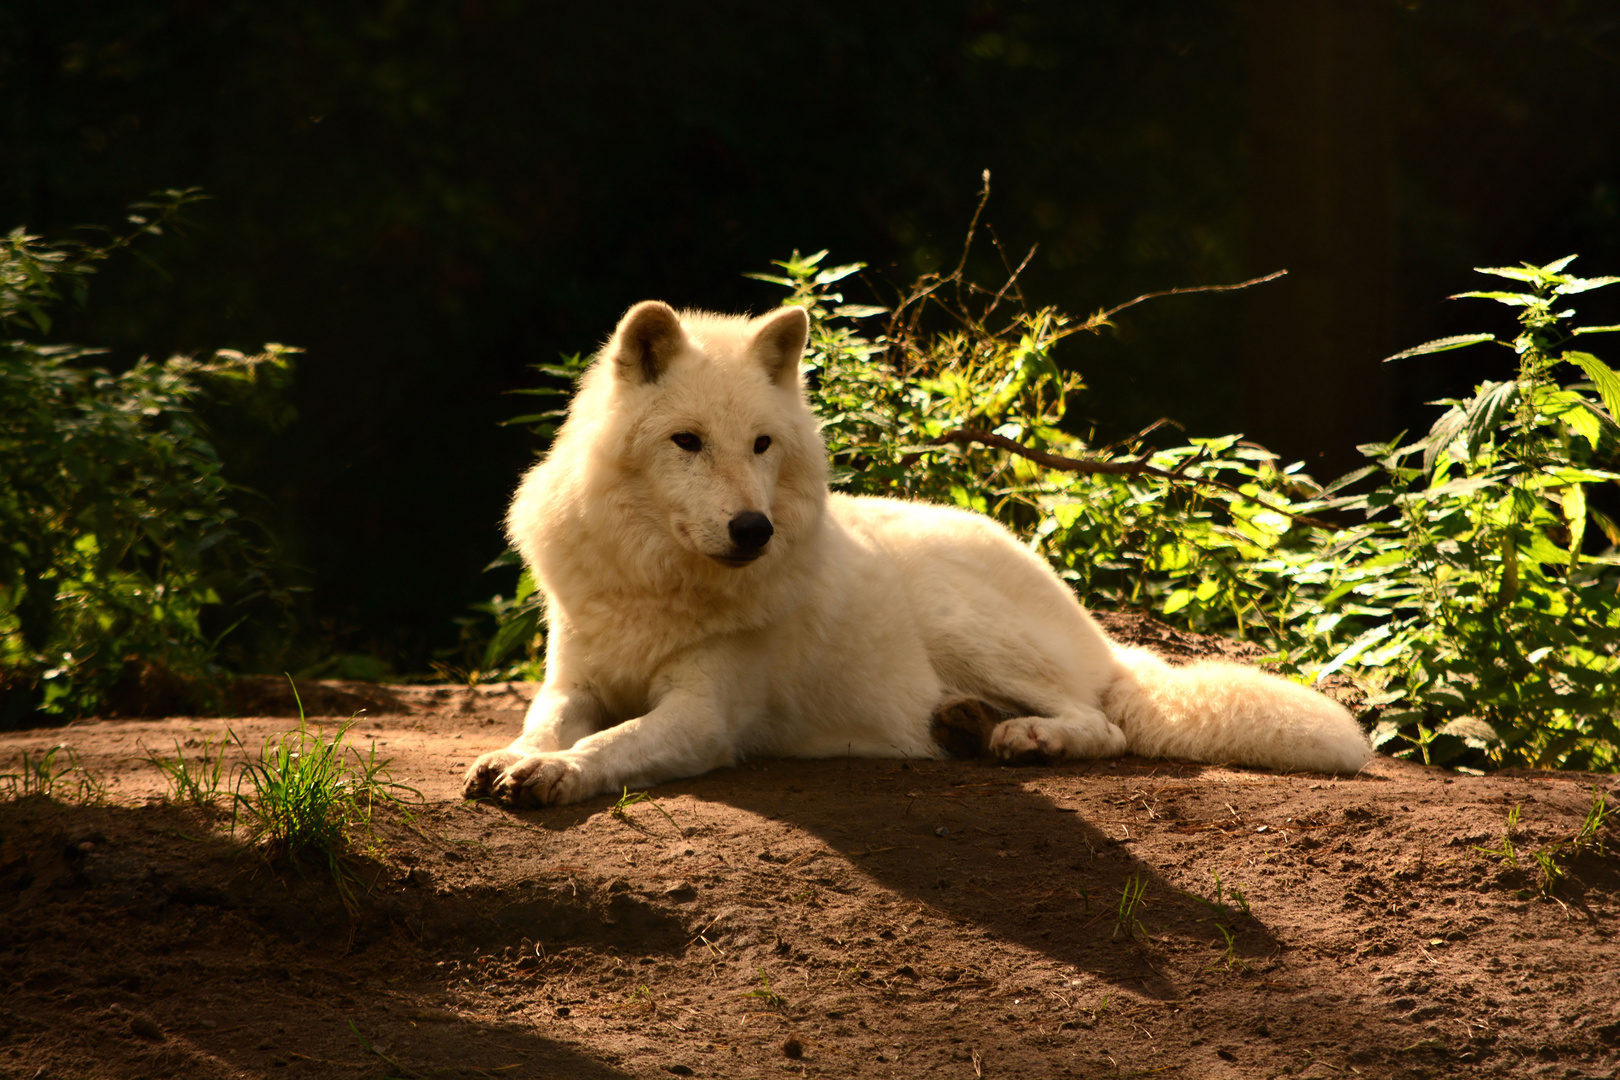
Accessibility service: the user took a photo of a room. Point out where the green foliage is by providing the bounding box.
[765,247,1322,636]
[438,356,590,684]
[0,193,298,723]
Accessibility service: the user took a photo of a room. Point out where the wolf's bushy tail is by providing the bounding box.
[1103,646,1372,774]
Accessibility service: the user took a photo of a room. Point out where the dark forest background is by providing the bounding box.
[5,0,1620,679]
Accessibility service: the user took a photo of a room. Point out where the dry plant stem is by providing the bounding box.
[1073,269,1290,337]
[929,427,1342,532]
[980,226,1038,321]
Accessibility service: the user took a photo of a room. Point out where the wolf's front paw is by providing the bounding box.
[463,747,525,800]
[474,751,589,808]
[463,748,589,807]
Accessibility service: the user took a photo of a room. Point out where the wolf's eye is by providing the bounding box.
[672,432,702,452]
[753,435,771,454]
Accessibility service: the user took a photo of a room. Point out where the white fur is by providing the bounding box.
[463,302,1372,807]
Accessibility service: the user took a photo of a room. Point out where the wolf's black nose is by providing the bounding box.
[728,511,774,551]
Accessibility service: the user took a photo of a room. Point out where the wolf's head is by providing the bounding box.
[546,300,828,572]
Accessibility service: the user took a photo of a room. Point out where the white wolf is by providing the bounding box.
[463,301,1371,807]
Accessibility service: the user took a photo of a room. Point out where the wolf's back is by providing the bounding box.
[1103,646,1371,774]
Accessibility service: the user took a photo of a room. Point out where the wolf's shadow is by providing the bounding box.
[680,754,1283,1000]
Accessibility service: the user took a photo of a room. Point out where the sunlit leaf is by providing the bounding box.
[1554,276,1620,295]
[1462,380,1517,459]
[1383,333,1496,362]
[1561,350,1620,422]
[1449,291,1537,306]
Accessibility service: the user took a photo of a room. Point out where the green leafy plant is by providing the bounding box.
[761,242,1323,635]
[0,191,298,724]
[231,686,418,910]
[439,354,590,684]
[1286,258,1620,769]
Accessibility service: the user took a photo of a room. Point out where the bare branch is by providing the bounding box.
[929,427,1341,531]
[949,169,993,287]
[1059,269,1290,342]
[981,229,1038,323]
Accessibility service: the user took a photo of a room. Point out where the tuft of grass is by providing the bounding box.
[1474,789,1615,898]
[1113,874,1149,943]
[1212,923,1249,972]
[743,966,787,1009]
[609,786,680,833]
[1530,786,1614,896]
[1531,847,1564,897]
[230,683,418,910]
[1475,804,1522,869]
[622,983,657,1014]
[1573,785,1612,856]
[1190,869,1251,920]
[1,745,103,803]
[142,732,232,808]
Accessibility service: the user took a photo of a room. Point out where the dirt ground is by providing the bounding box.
[3,615,1619,1080]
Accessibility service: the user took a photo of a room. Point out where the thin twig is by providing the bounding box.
[950,169,994,287]
[981,229,1038,323]
[1070,269,1290,336]
[929,427,1342,531]
[1098,417,1185,457]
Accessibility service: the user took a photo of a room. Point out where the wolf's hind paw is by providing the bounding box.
[989,720,1062,765]
[988,712,1127,764]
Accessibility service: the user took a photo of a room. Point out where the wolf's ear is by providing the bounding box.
[610,301,687,385]
[751,305,809,387]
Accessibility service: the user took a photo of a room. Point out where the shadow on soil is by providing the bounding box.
[0,797,645,1080]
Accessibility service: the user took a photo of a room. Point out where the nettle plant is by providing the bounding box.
[1288,258,1620,769]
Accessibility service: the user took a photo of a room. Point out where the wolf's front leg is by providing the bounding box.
[462,683,605,800]
[465,687,735,808]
